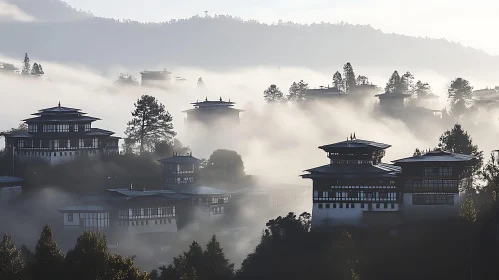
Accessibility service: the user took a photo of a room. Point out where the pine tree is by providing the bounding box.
[263,84,284,102]
[107,255,149,280]
[115,73,138,86]
[400,71,414,95]
[332,71,344,91]
[414,80,432,98]
[287,80,308,101]
[33,225,64,280]
[343,62,356,91]
[0,234,25,280]
[31,63,44,76]
[385,71,401,93]
[64,231,110,280]
[124,95,176,154]
[203,235,235,280]
[21,53,30,75]
[448,78,473,119]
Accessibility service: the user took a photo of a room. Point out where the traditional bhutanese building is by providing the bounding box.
[3,103,120,166]
[392,149,476,221]
[182,98,243,129]
[301,138,402,229]
[306,86,346,101]
[374,92,411,112]
[140,69,171,87]
[0,176,23,205]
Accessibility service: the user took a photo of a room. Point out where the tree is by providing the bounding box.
[21,53,30,75]
[154,138,191,158]
[107,255,149,280]
[203,235,234,280]
[332,71,344,91]
[479,151,499,207]
[64,231,110,280]
[287,80,308,101]
[460,196,477,223]
[31,63,44,76]
[201,149,245,186]
[343,62,356,91]
[115,73,138,86]
[448,78,473,119]
[197,77,204,87]
[125,95,176,154]
[356,75,369,85]
[385,70,401,94]
[0,234,25,280]
[438,124,483,188]
[414,80,432,98]
[159,241,204,280]
[263,84,284,102]
[33,225,64,280]
[413,148,422,156]
[400,71,414,95]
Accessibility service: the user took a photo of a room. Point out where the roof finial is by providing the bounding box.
[219,96,222,101]
[229,98,231,102]
[129,183,133,190]
[58,101,61,107]
[350,133,353,140]
[205,96,208,101]
[353,132,356,139]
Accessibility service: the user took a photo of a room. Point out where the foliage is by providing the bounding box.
[31,63,44,76]
[400,71,414,95]
[385,70,401,93]
[203,235,235,280]
[0,234,25,280]
[115,73,139,86]
[459,196,477,223]
[356,75,369,85]
[414,80,432,98]
[107,254,149,280]
[263,84,284,102]
[200,149,245,187]
[333,71,344,91]
[287,80,308,101]
[197,77,204,87]
[33,225,64,280]
[125,95,176,154]
[155,138,191,158]
[438,123,483,173]
[448,78,473,119]
[21,53,30,75]
[343,62,356,91]
[64,231,110,280]
[479,152,499,206]
[413,148,422,156]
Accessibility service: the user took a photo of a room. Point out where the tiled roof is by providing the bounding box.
[319,139,391,150]
[157,155,201,164]
[302,163,401,179]
[392,150,476,163]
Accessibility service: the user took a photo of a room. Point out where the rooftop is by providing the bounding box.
[140,70,172,74]
[0,176,24,184]
[375,92,412,98]
[319,139,391,151]
[392,149,477,164]
[302,163,401,179]
[157,154,201,164]
[58,205,109,212]
[105,188,188,200]
[307,86,345,96]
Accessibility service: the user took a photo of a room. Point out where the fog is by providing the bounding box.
[1,54,499,270]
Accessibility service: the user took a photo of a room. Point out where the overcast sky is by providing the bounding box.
[63,0,499,56]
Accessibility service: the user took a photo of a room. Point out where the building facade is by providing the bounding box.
[140,70,171,87]
[302,138,476,229]
[4,103,120,166]
[183,98,243,129]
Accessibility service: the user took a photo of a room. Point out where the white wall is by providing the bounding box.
[120,218,178,234]
[63,212,81,227]
[401,193,463,221]
[312,202,400,228]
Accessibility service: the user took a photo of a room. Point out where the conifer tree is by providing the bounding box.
[31,63,44,76]
[385,71,401,93]
[203,235,234,280]
[414,80,432,98]
[64,231,110,280]
[0,234,25,280]
[400,71,414,95]
[332,71,344,91]
[21,53,30,75]
[448,78,473,119]
[287,80,308,101]
[263,84,284,102]
[343,62,356,91]
[33,225,64,280]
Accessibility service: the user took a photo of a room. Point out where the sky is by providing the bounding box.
[61,0,499,56]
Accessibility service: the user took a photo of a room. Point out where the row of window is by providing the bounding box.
[412,194,454,205]
[212,206,224,215]
[18,150,98,156]
[423,167,453,177]
[329,184,396,189]
[317,203,396,209]
[118,219,172,226]
[118,207,176,219]
[194,197,229,205]
[330,160,373,165]
[28,123,91,133]
[314,190,397,200]
[17,138,101,149]
[167,177,195,184]
[168,164,195,172]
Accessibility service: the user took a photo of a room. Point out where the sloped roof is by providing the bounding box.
[0,176,24,184]
[375,92,411,98]
[392,150,476,164]
[105,188,188,200]
[58,205,108,212]
[302,163,401,179]
[319,139,391,150]
[157,155,201,164]
[168,185,234,195]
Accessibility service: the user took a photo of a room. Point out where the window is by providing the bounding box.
[326,203,330,209]
[132,208,141,217]
[57,124,70,132]
[318,203,323,209]
[376,203,380,209]
[391,203,395,209]
[68,213,73,222]
[361,203,364,209]
[351,203,355,208]
[413,194,454,205]
[333,204,337,208]
[339,203,343,208]
[28,124,38,132]
[85,123,91,131]
[346,203,350,208]
[384,203,388,209]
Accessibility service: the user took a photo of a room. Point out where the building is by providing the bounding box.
[140,70,171,87]
[0,62,19,74]
[4,103,120,166]
[306,86,346,101]
[392,149,476,221]
[375,92,411,112]
[183,98,243,129]
[0,176,23,205]
[302,138,402,229]
[158,153,200,187]
[302,138,477,229]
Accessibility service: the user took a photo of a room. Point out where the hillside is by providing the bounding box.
[1,0,498,79]
[4,0,91,21]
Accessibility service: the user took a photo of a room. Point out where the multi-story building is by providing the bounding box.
[302,138,477,229]
[183,98,243,129]
[140,70,171,87]
[4,103,120,166]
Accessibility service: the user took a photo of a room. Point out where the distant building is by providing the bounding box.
[183,98,243,129]
[302,138,476,229]
[140,70,171,87]
[0,62,19,74]
[4,103,120,166]
[375,92,411,112]
[473,87,499,109]
[0,176,23,204]
[306,86,346,101]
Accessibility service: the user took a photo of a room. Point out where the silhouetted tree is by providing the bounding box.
[333,71,344,91]
[0,234,25,280]
[201,149,245,187]
[155,138,191,158]
[33,225,64,280]
[460,196,477,223]
[203,235,234,280]
[31,63,44,76]
[197,77,204,87]
[400,71,414,95]
[64,231,110,280]
[263,84,284,102]
[385,70,401,93]
[159,241,204,280]
[448,78,473,119]
[287,80,308,101]
[414,80,432,98]
[21,53,30,75]
[125,95,176,154]
[107,255,149,280]
[343,62,356,91]
[356,75,369,85]
[115,73,138,86]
